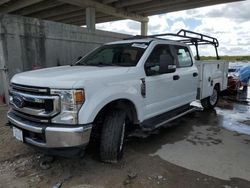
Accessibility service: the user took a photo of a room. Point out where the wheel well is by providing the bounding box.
[94,99,139,125]
[89,99,139,145]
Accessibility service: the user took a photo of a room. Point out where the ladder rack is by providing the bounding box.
[124,29,220,60]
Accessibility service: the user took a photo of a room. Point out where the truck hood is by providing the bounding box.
[11,65,130,88]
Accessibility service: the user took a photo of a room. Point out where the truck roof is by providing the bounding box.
[106,38,189,47]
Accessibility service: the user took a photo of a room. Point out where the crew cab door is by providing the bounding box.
[143,44,197,120]
[172,45,198,106]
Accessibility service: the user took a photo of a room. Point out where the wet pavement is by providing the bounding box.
[152,107,250,180]
[150,88,250,181]
[218,87,250,135]
[0,89,250,187]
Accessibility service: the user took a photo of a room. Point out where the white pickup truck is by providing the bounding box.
[7,30,228,162]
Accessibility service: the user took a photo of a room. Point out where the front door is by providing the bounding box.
[143,44,180,120]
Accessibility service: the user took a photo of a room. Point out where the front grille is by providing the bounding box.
[11,83,50,95]
[23,99,53,111]
[9,84,60,122]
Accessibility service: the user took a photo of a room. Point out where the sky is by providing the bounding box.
[96,0,250,56]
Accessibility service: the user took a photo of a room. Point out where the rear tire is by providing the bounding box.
[201,86,219,109]
[100,110,126,163]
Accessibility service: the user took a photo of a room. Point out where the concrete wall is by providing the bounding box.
[0,14,129,102]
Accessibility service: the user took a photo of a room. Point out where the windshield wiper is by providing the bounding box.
[74,62,95,66]
[75,62,127,67]
[93,62,117,66]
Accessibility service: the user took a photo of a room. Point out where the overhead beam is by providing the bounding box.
[57,12,106,23]
[114,0,152,8]
[71,16,122,26]
[50,11,110,22]
[93,15,122,23]
[102,0,118,4]
[0,0,10,6]
[50,10,85,22]
[127,0,188,12]
[128,0,242,13]
[60,14,113,24]
[136,0,241,16]
[67,14,120,25]
[58,0,148,22]
[0,0,43,14]
[29,5,82,19]
[13,0,63,16]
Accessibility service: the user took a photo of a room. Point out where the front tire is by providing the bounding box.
[100,110,126,163]
[201,86,219,109]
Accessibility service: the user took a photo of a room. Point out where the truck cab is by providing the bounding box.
[7,30,228,162]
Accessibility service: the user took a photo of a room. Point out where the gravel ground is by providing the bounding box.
[0,96,250,188]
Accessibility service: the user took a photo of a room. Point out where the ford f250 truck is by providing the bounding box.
[7,30,228,163]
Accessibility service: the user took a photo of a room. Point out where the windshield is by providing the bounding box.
[76,43,148,67]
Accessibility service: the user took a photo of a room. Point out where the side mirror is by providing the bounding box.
[159,54,176,73]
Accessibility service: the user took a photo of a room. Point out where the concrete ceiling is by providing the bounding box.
[0,0,243,26]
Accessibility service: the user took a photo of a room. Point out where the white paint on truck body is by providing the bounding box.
[196,61,228,100]
[10,39,228,125]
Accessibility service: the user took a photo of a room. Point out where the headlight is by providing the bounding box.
[51,89,85,124]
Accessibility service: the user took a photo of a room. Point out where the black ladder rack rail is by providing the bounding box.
[125,29,220,60]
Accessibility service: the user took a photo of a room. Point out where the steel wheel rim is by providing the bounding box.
[210,88,218,105]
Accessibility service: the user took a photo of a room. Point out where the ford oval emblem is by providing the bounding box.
[13,95,25,108]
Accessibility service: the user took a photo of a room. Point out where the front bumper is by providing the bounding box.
[7,111,92,149]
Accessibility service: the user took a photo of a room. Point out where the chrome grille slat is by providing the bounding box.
[9,84,60,120]
[11,110,49,123]
[11,90,57,102]
[11,83,49,95]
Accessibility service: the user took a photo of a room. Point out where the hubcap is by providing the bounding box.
[210,88,218,105]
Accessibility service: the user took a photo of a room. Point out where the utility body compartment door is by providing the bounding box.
[143,44,198,120]
[196,61,228,100]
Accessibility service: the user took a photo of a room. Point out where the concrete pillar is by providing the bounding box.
[141,20,148,36]
[0,39,9,104]
[86,7,96,32]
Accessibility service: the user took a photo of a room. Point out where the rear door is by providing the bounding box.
[172,45,198,105]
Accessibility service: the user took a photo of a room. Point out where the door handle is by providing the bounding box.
[173,75,180,80]
[193,72,198,77]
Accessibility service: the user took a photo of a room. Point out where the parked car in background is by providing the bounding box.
[227,62,250,94]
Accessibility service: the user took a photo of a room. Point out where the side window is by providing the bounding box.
[175,46,193,67]
[145,45,174,76]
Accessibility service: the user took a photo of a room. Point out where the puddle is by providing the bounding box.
[151,94,250,181]
[151,124,250,180]
[216,107,250,135]
[236,87,250,103]
[217,89,250,136]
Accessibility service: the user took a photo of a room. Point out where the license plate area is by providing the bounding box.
[13,127,23,142]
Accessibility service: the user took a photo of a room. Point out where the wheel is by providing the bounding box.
[201,86,219,109]
[100,109,126,163]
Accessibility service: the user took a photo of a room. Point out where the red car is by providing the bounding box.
[227,62,250,94]
[227,73,241,93]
